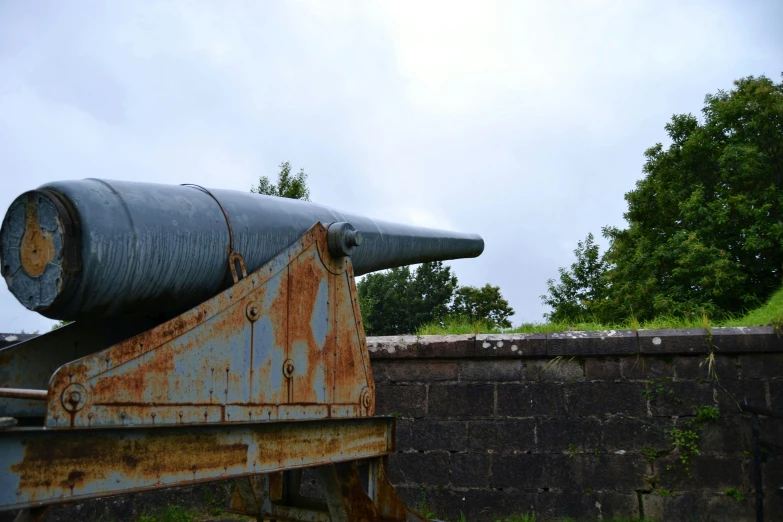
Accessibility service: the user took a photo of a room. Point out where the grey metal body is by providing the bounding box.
[1,179,483,320]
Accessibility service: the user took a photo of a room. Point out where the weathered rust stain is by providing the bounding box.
[20,194,55,277]
[288,248,326,405]
[10,432,248,491]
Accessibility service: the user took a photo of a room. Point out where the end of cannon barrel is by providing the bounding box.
[0,190,79,315]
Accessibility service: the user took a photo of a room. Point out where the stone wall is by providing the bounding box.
[369,328,783,521]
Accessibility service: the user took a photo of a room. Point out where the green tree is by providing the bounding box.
[251,161,310,200]
[358,262,457,336]
[358,262,514,334]
[358,266,415,336]
[451,284,514,328]
[543,75,783,322]
[541,233,609,322]
[409,261,458,328]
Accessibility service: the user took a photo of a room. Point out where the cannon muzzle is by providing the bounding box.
[1,179,483,320]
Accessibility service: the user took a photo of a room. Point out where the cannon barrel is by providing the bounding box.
[1,179,483,320]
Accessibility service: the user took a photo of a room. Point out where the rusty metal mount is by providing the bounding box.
[0,417,393,512]
[41,223,374,429]
[229,457,427,522]
[230,457,428,522]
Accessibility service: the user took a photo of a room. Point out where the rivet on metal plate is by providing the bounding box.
[361,387,372,409]
[61,383,87,413]
[283,359,295,379]
[246,301,260,321]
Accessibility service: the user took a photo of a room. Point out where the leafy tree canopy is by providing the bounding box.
[543,75,783,322]
[358,262,513,335]
[452,284,514,328]
[251,161,310,201]
[541,233,609,322]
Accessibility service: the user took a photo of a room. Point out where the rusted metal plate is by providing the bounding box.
[0,318,155,417]
[0,417,394,511]
[42,224,374,428]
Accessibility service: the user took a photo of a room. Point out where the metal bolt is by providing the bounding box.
[347,230,362,247]
[69,391,81,404]
[246,301,260,321]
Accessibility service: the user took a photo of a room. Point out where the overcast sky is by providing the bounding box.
[1,0,781,334]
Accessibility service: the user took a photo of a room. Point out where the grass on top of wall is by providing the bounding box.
[416,285,783,336]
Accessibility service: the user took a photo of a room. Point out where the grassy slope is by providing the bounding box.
[416,285,783,336]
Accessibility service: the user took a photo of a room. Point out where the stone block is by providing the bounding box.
[763,453,783,498]
[760,417,783,449]
[375,384,426,418]
[394,417,414,451]
[738,353,783,378]
[490,453,547,490]
[536,491,640,522]
[648,381,713,417]
[367,335,419,359]
[367,334,475,358]
[450,452,489,488]
[640,492,752,522]
[772,380,783,414]
[468,419,536,453]
[674,354,737,381]
[547,329,638,356]
[428,384,494,419]
[476,333,547,357]
[423,487,536,522]
[460,359,523,382]
[527,358,584,382]
[639,328,709,354]
[710,326,783,353]
[497,382,567,417]
[537,418,601,453]
[699,416,752,454]
[584,357,623,380]
[621,355,674,380]
[385,361,458,382]
[387,451,449,486]
[409,419,468,451]
[566,382,647,417]
[716,379,767,414]
[496,383,534,417]
[371,360,390,382]
[569,454,648,491]
[601,416,672,452]
[658,455,746,491]
[299,467,322,499]
[416,334,475,358]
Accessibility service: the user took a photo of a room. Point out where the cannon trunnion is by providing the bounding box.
[0,222,431,522]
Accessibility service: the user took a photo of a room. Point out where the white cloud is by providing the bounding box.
[0,0,781,334]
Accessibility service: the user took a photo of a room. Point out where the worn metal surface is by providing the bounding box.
[1,179,484,320]
[230,457,421,522]
[0,417,394,511]
[0,318,155,417]
[42,223,374,428]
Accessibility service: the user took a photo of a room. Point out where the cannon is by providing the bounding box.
[0,180,484,521]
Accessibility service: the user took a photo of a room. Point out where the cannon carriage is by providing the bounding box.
[0,180,484,522]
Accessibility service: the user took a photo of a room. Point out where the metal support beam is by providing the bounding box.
[0,417,394,512]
